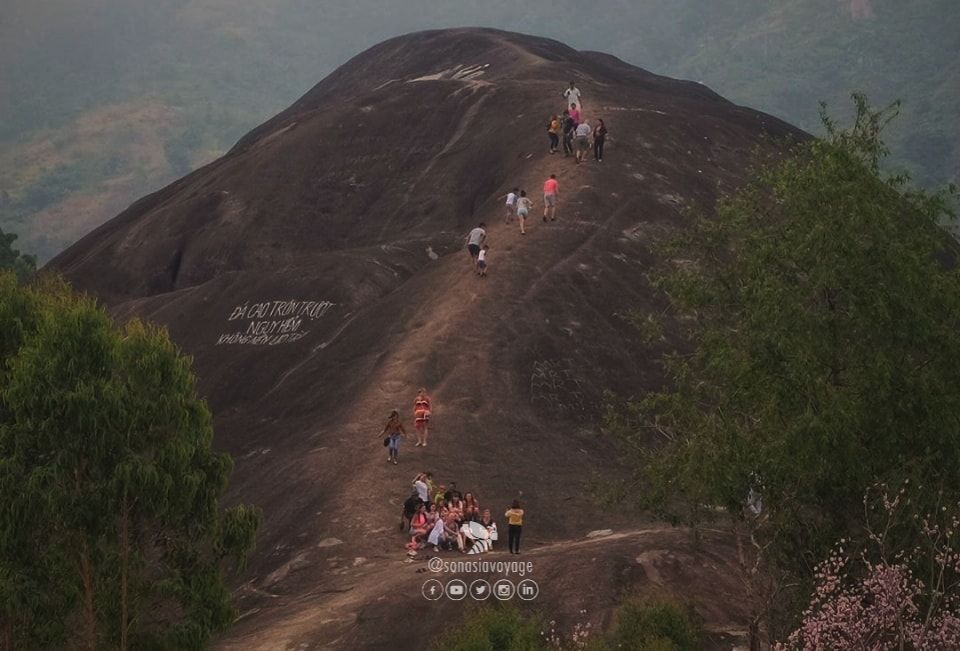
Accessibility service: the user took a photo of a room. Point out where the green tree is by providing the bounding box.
[610,598,701,651]
[614,96,959,641]
[0,273,259,649]
[431,606,547,651]
[0,228,36,282]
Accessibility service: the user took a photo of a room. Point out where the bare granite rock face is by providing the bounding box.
[49,27,805,649]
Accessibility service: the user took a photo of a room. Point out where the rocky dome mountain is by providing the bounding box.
[49,28,805,649]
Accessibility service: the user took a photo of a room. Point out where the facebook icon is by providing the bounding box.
[422,579,443,601]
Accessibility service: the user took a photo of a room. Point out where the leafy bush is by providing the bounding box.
[609,598,701,651]
[0,228,35,282]
[432,605,547,651]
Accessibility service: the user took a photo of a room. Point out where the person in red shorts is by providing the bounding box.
[543,174,559,222]
[413,388,432,447]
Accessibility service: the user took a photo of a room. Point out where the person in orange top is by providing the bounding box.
[413,388,432,447]
[542,174,559,222]
[504,499,524,554]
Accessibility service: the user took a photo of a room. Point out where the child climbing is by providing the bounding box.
[477,245,489,277]
[380,409,406,465]
[505,499,524,554]
[516,190,532,235]
[504,188,518,223]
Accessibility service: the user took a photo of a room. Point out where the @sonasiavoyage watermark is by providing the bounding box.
[427,556,534,577]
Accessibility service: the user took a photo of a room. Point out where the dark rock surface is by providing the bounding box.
[49,27,805,649]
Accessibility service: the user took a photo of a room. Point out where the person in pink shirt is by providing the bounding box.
[568,103,581,124]
[542,174,559,222]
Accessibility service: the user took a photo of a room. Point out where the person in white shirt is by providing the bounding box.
[413,473,429,503]
[504,188,518,223]
[574,120,592,163]
[562,81,582,112]
[466,223,486,272]
[477,245,489,277]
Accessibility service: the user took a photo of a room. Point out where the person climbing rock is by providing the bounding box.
[477,244,489,277]
[503,188,518,223]
[466,223,486,273]
[543,174,559,222]
[515,190,532,235]
[380,409,406,465]
[505,499,524,554]
[574,120,591,164]
[562,80,582,113]
[593,119,607,162]
[561,109,576,157]
[413,388,432,447]
[568,103,581,125]
[547,115,561,154]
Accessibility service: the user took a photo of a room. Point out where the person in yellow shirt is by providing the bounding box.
[504,500,524,554]
[547,115,561,153]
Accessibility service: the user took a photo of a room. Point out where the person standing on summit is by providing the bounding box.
[562,81,582,113]
[466,223,486,273]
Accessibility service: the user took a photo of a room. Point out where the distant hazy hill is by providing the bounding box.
[3,0,957,260]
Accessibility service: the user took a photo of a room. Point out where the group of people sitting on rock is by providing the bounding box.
[400,473,525,555]
[548,81,607,163]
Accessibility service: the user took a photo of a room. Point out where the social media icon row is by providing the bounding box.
[422,578,539,601]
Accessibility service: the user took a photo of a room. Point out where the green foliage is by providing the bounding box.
[0,228,36,282]
[626,95,960,579]
[431,606,547,651]
[433,599,701,651]
[609,598,701,651]
[0,273,260,649]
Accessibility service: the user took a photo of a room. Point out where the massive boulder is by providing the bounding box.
[49,27,804,648]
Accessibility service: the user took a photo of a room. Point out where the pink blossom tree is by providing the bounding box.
[778,485,960,650]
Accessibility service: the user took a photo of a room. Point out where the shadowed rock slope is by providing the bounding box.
[50,28,805,649]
